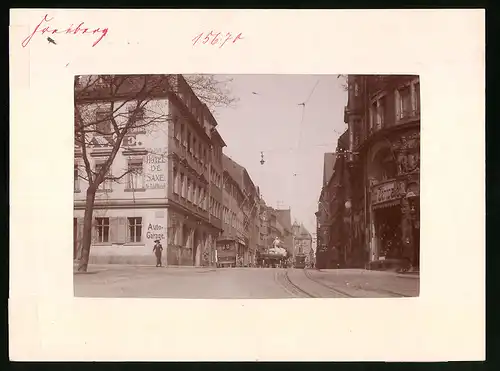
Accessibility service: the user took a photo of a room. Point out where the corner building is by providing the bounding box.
[74,75,224,266]
[344,75,421,269]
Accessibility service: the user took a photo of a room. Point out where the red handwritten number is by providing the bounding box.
[192,32,203,46]
[211,32,221,45]
[233,33,243,43]
[203,31,213,44]
[193,32,243,48]
[220,33,232,48]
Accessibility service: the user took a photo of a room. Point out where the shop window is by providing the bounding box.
[127,160,144,189]
[95,217,110,243]
[128,217,142,243]
[95,162,112,191]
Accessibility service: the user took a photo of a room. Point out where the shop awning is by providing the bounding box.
[372,199,400,210]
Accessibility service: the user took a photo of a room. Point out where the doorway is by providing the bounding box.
[374,206,403,259]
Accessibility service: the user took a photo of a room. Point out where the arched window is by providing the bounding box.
[372,147,397,181]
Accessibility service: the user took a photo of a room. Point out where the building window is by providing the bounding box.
[127,217,142,243]
[174,120,180,142]
[95,217,110,243]
[95,107,112,134]
[187,179,192,202]
[127,105,146,133]
[377,96,386,128]
[180,173,186,198]
[181,123,186,147]
[173,167,179,194]
[398,85,412,119]
[127,160,144,189]
[95,162,112,190]
[74,165,80,192]
[193,137,198,158]
[187,131,191,153]
[193,185,198,205]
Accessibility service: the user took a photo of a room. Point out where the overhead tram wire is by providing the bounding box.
[292,78,321,178]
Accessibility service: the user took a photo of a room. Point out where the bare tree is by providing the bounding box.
[336,74,348,91]
[184,74,239,112]
[74,74,237,272]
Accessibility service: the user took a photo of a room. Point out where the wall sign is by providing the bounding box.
[146,223,165,241]
[144,147,167,189]
[371,180,406,205]
[87,134,143,148]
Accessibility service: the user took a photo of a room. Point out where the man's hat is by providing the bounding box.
[154,239,160,243]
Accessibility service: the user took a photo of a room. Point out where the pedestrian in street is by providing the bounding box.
[153,239,163,267]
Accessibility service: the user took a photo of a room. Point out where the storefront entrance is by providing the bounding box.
[374,204,403,259]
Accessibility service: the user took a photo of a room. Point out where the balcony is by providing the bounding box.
[396,109,420,125]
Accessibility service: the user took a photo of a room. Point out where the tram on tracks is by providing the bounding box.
[294,253,307,269]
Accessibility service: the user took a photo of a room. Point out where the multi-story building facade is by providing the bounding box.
[344,75,421,269]
[217,155,247,267]
[315,132,352,268]
[207,118,226,265]
[292,222,313,264]
[315,153,336,268]
[74,74,224,266]
[217,154,261,266]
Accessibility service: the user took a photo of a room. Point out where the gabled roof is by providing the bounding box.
[298,224,312,238]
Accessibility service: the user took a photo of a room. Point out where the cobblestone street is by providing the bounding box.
[74,265,419,298]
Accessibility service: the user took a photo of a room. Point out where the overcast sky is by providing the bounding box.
[213,74,347,239]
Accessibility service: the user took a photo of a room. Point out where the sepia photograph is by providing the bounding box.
[10,8,485,362]
[73,74,421,299]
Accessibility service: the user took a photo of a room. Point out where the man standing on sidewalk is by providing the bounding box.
[153,239,163,267]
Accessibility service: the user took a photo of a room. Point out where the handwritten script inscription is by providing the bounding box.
[192,31,243,48]
[22,14,108,48]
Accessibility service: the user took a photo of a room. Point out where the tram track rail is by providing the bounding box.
[303,269,354,298]
[274,269,316,298]
[304,269,411,298]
